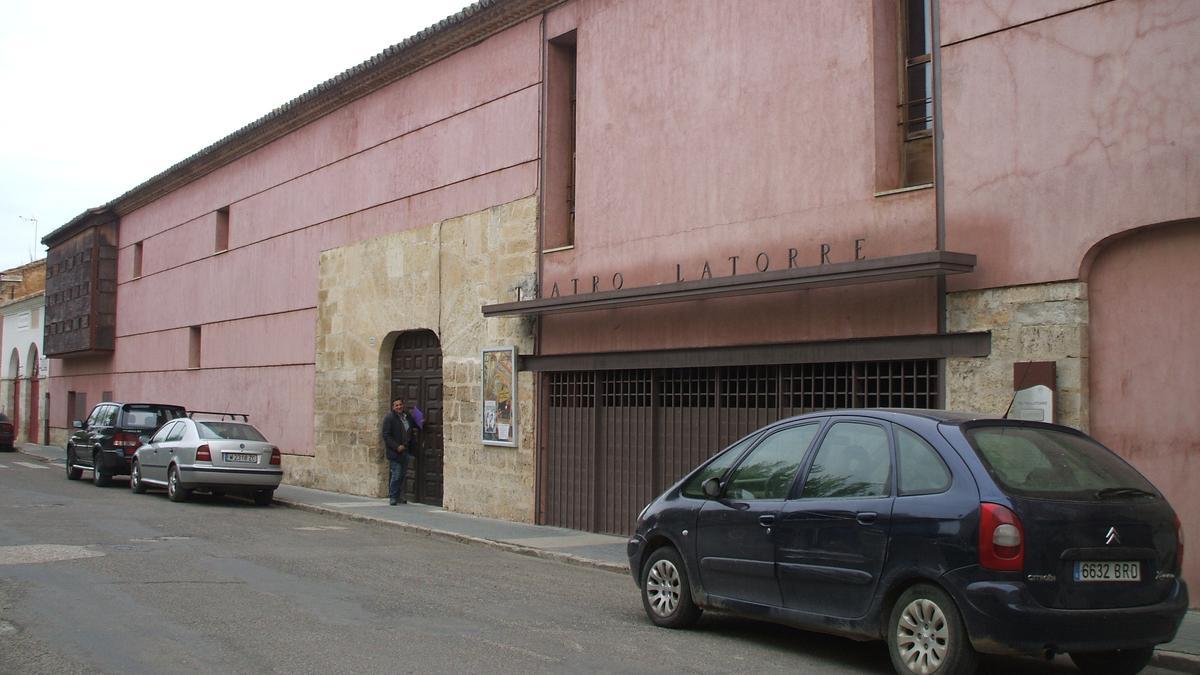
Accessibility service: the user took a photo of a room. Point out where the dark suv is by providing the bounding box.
[0,411,13,451]
[66,402,187,486]
[628,410,1187,675]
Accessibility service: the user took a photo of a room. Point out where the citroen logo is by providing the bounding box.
[1105,527,1121,545]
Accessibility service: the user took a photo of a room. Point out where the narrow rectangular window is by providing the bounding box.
[215,207,230,252]
[543,30,577,251]
[133,241,143,278]
[188,325,201,368]
[900,0,933,186]
[102,390,112,403]
[67,391,76,424]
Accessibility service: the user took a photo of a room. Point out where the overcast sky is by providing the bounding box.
[0,0,472,271]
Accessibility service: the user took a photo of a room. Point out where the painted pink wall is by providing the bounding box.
[48,18,543,455]
[942,0,1200,290]
[1088,221,1200,601]
[540,0,939,353]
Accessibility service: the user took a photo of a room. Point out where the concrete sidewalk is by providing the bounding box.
[15,441,1200,671]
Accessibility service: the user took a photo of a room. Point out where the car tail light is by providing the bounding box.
[1176,513,1185,570]
[979,502,1024,572]
[113,431,141,455]
[196,445,211,462]
[270,448,281,466]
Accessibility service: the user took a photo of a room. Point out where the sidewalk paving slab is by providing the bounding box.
[15,442,1200,671]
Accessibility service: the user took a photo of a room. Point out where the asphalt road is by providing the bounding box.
[0,456,1172,674]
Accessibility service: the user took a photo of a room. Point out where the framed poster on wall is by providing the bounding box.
[481,345,517,446]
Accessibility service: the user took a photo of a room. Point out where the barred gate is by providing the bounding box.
[540,359,938,535]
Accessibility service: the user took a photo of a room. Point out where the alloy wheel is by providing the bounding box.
[895,597,949,674]
[645,558,682,617]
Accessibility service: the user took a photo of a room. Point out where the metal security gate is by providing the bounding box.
[540,359,938,535]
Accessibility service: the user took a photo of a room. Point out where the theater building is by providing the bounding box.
[42,1,1198,598]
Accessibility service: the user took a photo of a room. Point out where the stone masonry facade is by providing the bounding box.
[946,282,1089,431]
[292,196,538,523]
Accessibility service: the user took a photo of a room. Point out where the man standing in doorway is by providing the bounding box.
[381,397,418,505]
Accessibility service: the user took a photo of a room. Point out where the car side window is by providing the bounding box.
[85,406,103,427]
[151,422,176,444]
[681,434,757,498]
[166,422,187,442]
[895,425,951,495]
[723,424,820,500]
[800,422,892,499]
[96,405,117,427]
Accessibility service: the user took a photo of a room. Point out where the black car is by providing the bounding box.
[0,411,13,451]
[627,410,1188,675]
[66,402,187,486]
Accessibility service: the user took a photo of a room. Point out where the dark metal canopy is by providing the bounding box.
[519,332,990,372]
[482,250,975,317]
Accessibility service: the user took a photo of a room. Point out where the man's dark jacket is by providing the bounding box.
[381,411,418,461]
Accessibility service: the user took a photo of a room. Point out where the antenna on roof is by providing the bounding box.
[1003,362,1034,420]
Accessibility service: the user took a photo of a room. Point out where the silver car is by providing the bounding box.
[130,417,282,505]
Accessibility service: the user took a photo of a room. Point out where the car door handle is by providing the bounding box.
[856,512,878,525]
[759,514,777,527]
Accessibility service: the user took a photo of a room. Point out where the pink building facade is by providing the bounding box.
[42,0,1199,599]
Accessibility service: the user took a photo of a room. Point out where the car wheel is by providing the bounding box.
[65,446,83,480]
[1069,648,1153,675]
[129,460,147,494]
[640,546,701,629]
[167,466,190,503]
[888,583,977,675]
[252,489,274,506]
[92,451,112,487]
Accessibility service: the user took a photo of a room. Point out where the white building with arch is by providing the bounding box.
[1,260,47,446]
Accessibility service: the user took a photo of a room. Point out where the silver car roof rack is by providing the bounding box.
[186,410,250,422]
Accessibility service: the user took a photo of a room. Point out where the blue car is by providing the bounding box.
[627,410,1187,675]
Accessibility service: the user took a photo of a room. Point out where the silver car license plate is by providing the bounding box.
[224,453,258,464]
[1074,560,1140,582]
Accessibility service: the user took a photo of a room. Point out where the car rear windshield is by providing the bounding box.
[121,406,186,429]
[964,424,1157,500]
[197,422,268,442]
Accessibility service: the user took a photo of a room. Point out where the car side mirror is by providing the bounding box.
[138,435,151,444]
[73,420,83,429]
[702,477,722,499]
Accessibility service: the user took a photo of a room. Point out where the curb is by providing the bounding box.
[272,497,629,576]
[1152,651,1200,674]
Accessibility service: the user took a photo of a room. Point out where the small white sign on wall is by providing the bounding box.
[1011,384,1054,422]
[16,311,30,330]
[38,356,49,379]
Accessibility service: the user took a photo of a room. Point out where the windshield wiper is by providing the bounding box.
[1095,487,1156,500]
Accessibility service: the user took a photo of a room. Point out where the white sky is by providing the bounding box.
[0,0,472,271]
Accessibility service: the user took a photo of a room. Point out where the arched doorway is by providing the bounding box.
[26,344,39,444]
[7,348,19,442]
[1088,220,1200,603]
[391,330,444,506]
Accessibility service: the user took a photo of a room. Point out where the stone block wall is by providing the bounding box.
[295,196,538,522]
[946,282,1089,431]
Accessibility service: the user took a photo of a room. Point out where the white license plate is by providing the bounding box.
[1074,560,1140,582]
[224,453,258,464]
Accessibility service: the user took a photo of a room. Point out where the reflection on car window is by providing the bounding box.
[724,424,820,500]
[801,422,891,499]
[967,425,1156,499]
[681,434,757,498]
[896,425,950,495]
[166,422,187,442]
[150,423,174,444]
[197,422,268,442]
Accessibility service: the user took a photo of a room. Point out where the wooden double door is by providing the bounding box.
[390,330,444,506]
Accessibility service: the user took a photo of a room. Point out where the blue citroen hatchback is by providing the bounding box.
[627,410,1188,675]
